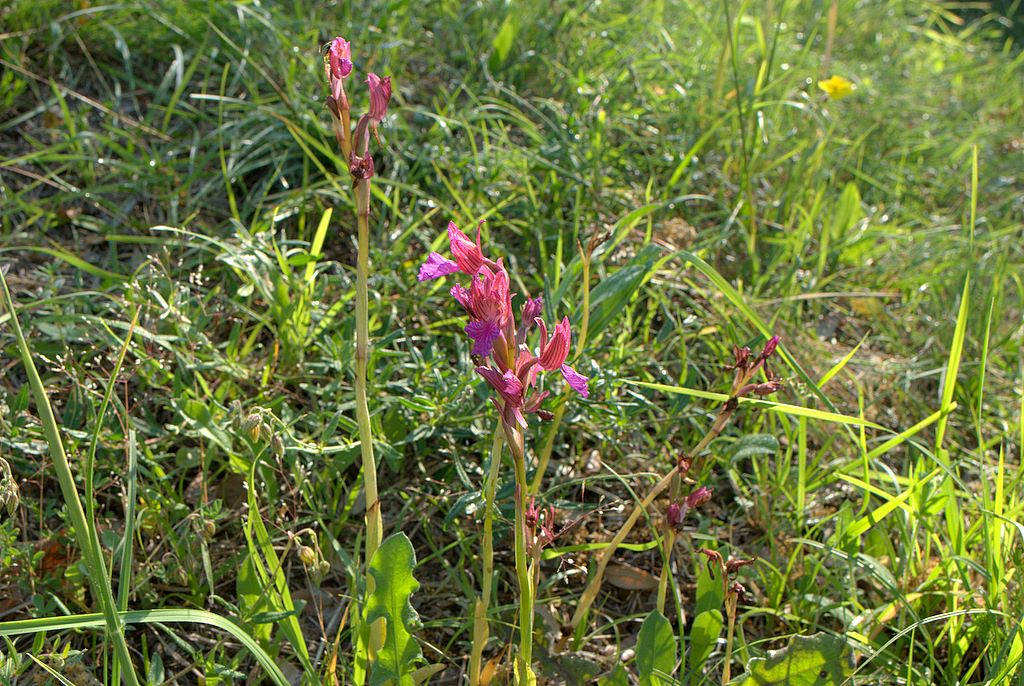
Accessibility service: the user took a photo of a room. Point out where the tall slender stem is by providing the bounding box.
[655,529,675,614]
[0,272,140,686]
[722,590,739,684]
[354,178,383,651]
[506,425,536,684]
[470,426,504,686]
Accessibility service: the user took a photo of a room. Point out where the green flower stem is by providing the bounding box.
[354,177,384,651]
[505,425,536,684]
[0,270,140,686]
[722,588,740,684]
[470,426,504,686]
[566,406,736,644]
[655,528,675,614]
[656,471,682,614]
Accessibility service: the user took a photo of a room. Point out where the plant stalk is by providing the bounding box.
[722,589,739,684]
[354,177,384,652]
[656,529,676,614]
[505,425,536,684]
[0,271,140,686]
[470,426,504,686]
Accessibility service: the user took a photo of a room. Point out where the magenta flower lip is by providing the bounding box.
[328,37,353,79]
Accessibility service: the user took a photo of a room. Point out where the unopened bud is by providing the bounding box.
[677,454,692,474]
[317,560,331,577]
[760,335,780,360]
[685,486,713,510]
[298,546,317,567]
[736,380,783,398]
[665,502,684,531]
[243,414,262,441]
[201,519,216,541]
[271,434,284,457]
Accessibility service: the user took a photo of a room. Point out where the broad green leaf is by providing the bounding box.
[730,633,854,685]
[598,663,629,686]
[236,552,272,644]
[366,533,423,686]
[636,611,676,686]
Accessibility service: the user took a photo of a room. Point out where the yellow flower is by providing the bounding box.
[818,75,855,100]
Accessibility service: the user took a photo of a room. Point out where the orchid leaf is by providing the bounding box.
[730,633,854,685]
[366,532,423,686]
[636,610,676,686]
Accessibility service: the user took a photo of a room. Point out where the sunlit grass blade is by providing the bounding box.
[0,268,141,686]
[631,380,881,428]
[0,609,290,686]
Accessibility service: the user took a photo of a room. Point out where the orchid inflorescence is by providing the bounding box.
[419,221,589,430]
[324,36,392,180]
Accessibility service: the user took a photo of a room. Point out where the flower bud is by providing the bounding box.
[243,414,262,441]
[271,434,285,457]
[317,560,331,577]
[685,486,712,510]
[665,502,684,531]
[298,546,317,567]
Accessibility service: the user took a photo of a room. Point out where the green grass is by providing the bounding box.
[1,0,1022,683]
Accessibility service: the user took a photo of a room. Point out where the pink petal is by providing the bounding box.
[560,364,589,398]
[450,283,471,309]
[418,252,460,281]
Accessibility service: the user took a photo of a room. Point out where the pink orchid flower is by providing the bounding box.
[418,221,499,281]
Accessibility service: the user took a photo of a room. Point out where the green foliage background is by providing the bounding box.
[0,0,1022,683]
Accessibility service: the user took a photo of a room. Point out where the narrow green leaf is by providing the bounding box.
[585,244,663,340]
[817,332,867,387]
[366,532,423,686]
[636,611,676,686]
[631,380,881,428]
[491,12,519,66]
